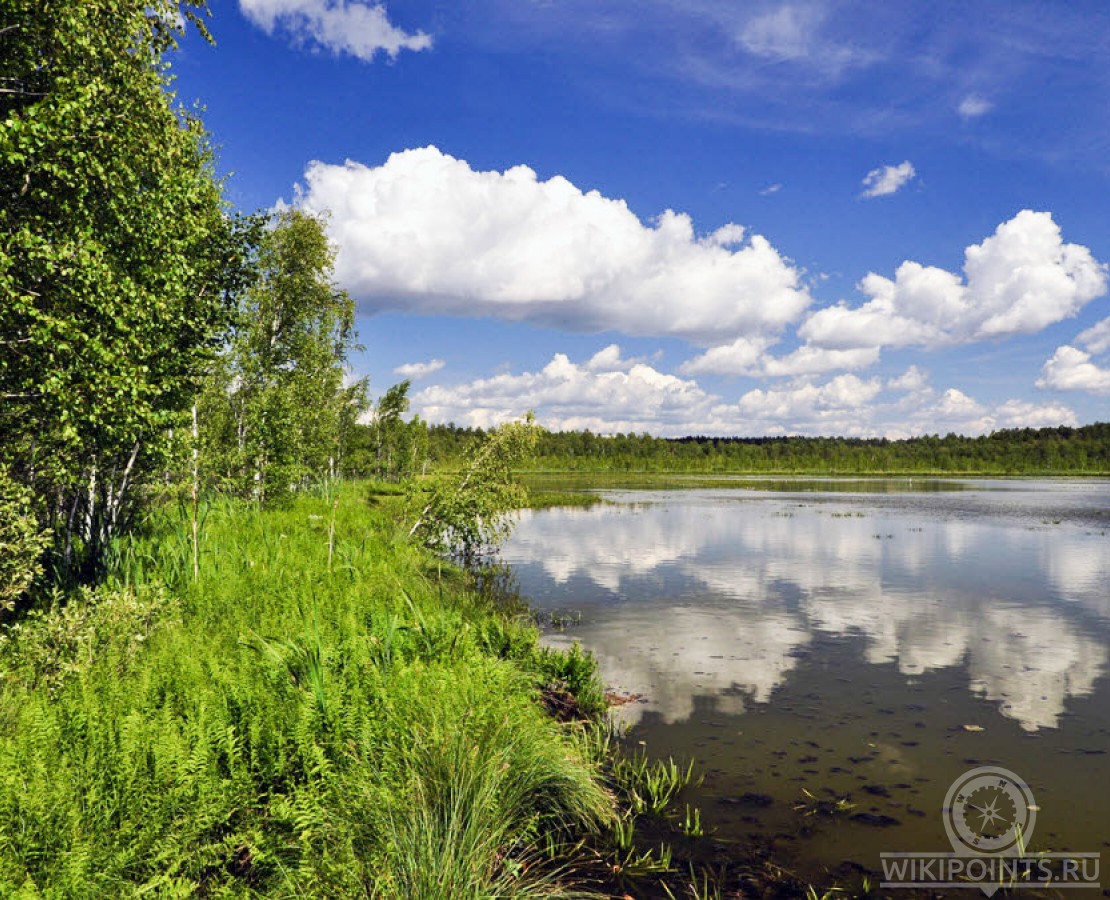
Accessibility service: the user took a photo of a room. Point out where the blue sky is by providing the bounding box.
[174,1,1110,437]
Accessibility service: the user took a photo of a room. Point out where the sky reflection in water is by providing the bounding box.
[503,481,1110,733]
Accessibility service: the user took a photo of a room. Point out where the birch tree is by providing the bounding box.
[408,414,541,566]
[198,210,369,503]
[0,1,250,581]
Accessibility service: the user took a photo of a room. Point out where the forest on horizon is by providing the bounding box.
[353,418,1110,476]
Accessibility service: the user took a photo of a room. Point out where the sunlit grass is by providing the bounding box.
[0,483,617,897]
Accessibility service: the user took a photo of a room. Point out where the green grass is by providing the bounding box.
[0,484,615,897]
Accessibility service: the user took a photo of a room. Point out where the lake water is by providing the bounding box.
[501,479,1110,881]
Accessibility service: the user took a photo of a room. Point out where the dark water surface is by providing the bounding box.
[501,479,1110,878]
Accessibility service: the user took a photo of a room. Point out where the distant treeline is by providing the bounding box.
[382,421,1110,475]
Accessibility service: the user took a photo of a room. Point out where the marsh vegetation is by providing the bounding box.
[1,484,758,897]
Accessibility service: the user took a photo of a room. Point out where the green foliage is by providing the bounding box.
[425,421,1110,475]
[0,486,615,896]
[363,380,430,481]
[662,868,722,900]
[679,805,703,838]
[0,0,252,580]
[409,414,542,565]
[197,210,369,503]
[535,641,607,720]
[0,469,49,612]
[0,582,180,697]
[793,788,856,818]
[611,753,698,818]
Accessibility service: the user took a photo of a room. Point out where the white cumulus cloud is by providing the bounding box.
[393,358,445,380]
[933,387,983,419]
[885,381,1075,438]
[239,0,432,61]
[860,160,916,198]
[410,348,1075,438]
[678,337,773,376]
[1036,346,1110,395]
[736,374,883,421]
[582,344,659,373]
[800,210,1108,350]
[413,351,720,433]
[1076,316,1110,354]
[681,340,878,377]
[887,365,928,392]
[289,146,812,345]
[988,399,1078,430]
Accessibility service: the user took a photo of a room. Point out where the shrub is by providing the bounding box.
[0,470,49,612]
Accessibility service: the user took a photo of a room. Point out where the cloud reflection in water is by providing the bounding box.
[504,488,1110,732]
